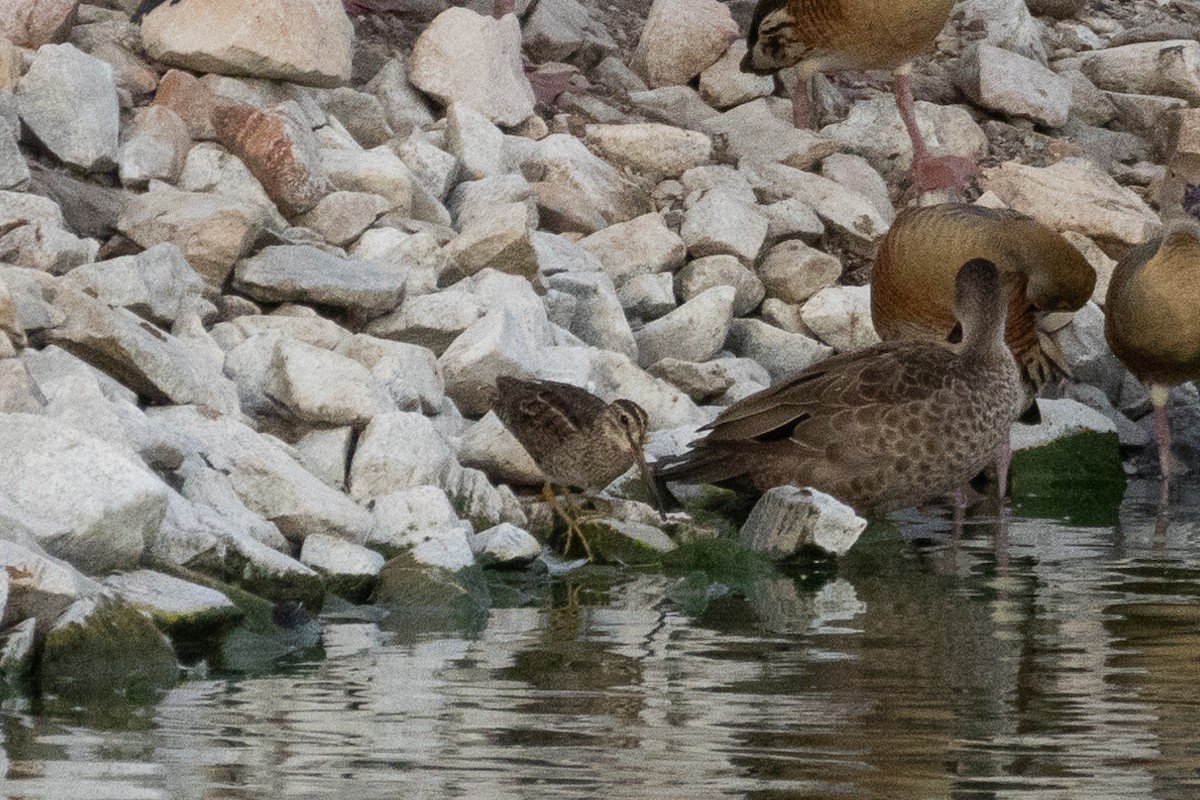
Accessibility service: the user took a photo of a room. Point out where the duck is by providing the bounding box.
[739,0,974,191]
[657,259,1024,513]
[493,377,662,559]
[872,203,1096,401]
[1104,185,1200,488]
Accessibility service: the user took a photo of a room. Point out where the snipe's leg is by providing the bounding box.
[995,437,1012,503]
[893,65,980,191]
[541,483,594,561]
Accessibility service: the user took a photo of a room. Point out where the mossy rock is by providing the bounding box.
[39,596,179,702]
[221,549,326,614]
[0,618,37,695]
[574,517,675,564]
[1010,430,1125,525]
[372,553,490,638]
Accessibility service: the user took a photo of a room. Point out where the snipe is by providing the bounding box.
[657,259,1024,513]
[740,0,975,191]
[1104,185,1200,494]
[493,377,662,559]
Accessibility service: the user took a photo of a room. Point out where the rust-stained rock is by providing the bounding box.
[0,0,78,48]
[212,103,331,218]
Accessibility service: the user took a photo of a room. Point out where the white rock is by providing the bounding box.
[443,202,537,281]
[739,486,867,558]
[546,271,637,359]
[0,538,101,632]
[1010,397,1118,452]
[628,85,720,130]
[369,485,460,547]
[756,239,843,304]
[680,188,768,263]
[337,334,444,414]
[585,123,713,178]
[675,254,764,317]
[151,405,374,543]
[17,44,119,171]
[981,157,1160,245]
[635,285,734,367]
[800,286,880,353]
[963,0,1049,63]
[393,130,460,201]
[727,318,833,382]
[820,153,894,227]
[1079,40,1200,105]
[366,57,435,132]
[295,191,389,247]
[579,212,687,285]
[300,533,386,577]
[234,244,407,315]
[438,308,546,416]
[458,410,544,486]
[957,43,1071,127]
[632,0,738,88]
[701,99,837,169]
[408,7,535,127]
[0,414,168,572]
[699,39,774,108]
[1050,301,1126,401]
[349,411,457,502]
[443,464,528,530]
[179,142,286,230]
[746,162,890,246]
[761,197,826,242]
[618,272,677,321]
[265,337,393,427]
[532,231,604,277]
[141,0,353,87]
[445,102,506,180]
[65,242,209,327]
[103,570,237,620]
[118,105,191,188]
[526,133,651,233]
[821,96,988,172]
[321,146,415,214]
[470,522,541,566]
[366,287,486,354]
[293,426,353,491]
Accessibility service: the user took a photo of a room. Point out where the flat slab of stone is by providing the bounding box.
[102,570,240,626]
[140,0,353,87]
[234,245,406,315]
[17,43,119,172]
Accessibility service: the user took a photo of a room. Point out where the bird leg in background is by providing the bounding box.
[790,69,814,128]
[892,66,980,191]
[542,483,594,561]
[1151,384,1173,495]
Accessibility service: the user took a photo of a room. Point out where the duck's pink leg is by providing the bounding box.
[792,71,812,128]
[893,65,980,191]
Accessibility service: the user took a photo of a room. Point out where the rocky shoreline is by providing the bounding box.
[0,0,1196,697]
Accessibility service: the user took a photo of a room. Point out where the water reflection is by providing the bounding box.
[4,480,1200,799]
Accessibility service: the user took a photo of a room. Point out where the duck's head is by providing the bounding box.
[741,0,800,75]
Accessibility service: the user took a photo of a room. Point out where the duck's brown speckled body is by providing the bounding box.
[658,259,1023,513]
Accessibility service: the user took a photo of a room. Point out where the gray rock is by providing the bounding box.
[702,99,837,169]
[0,535,102,633]
[1051,300,1126,402]
[740,486,867,558]
[141,0,352,86]
[585,123,713,178]
[118,105,191,189]
[470,522,541,567]
[443,202,537,281]
[635,285,734,367]
[317,87,393,149]
[675,254,764,317]
[583,349,710,430]
[103,570,239,628]
[300,533,386,578]
[800,286,880,352]
[17,44,119,171]
[349,411,457,502]
[727,318,833,381]
[617,272,677,321]
[0,413,168,572]
[265,337,393,427]
[957,43,1071,127]
[1063,69,1119,128]
[0,360,41,410]
[443,463,528,530]
[1079,40,1200,105]
[448,174,535,230]
[756,239,843,304]
[546,271,637,359]
[0,119,28,189]
[981,157,1160,245]
[438,309,546,415]
[295,191,389,247]
[525,133,652,233]
[234,245,407,315]
[699,39,774,109]
[336,335,444,415]
[179,142,287,231]
[458,410,544,486]
[445,102,506,180]
[64,242,209,327]
[151,405,374,544]
[820,153,893,227]
[523,0,615,69]
[321,146,415,215]
[632,0,737,88]
[745,162,890,246]
[761,197,826,243]
[393,130,460,201]
[408,7,535,126]
[628,85,720,130]
[293,426,353,491]
[821,95,988,172]
[366,57,435,133]
[532,231,603,277]
[1010,397,1118,452]
[118,183,264,287]
[680,189,768,263]
[0,190,99,274]
[578,212,686,286]
[45,283,241,414]
[647,357,735,403]
[963,0,1048,63]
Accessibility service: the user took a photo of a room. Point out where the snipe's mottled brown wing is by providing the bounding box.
[493,377,608,447]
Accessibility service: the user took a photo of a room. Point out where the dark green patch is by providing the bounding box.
[372,553,491,640]
[1010,431,1125,525]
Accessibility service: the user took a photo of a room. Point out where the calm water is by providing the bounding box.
[5,480,1200,799]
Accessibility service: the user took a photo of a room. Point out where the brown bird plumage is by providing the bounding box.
[1104,189,1200,487]
[740,0,975,191]
[872,203,1096,397]
[493,377,661,558]
[657,259,1023,513]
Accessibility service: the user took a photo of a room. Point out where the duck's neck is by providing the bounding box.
[960,303,1009,359]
